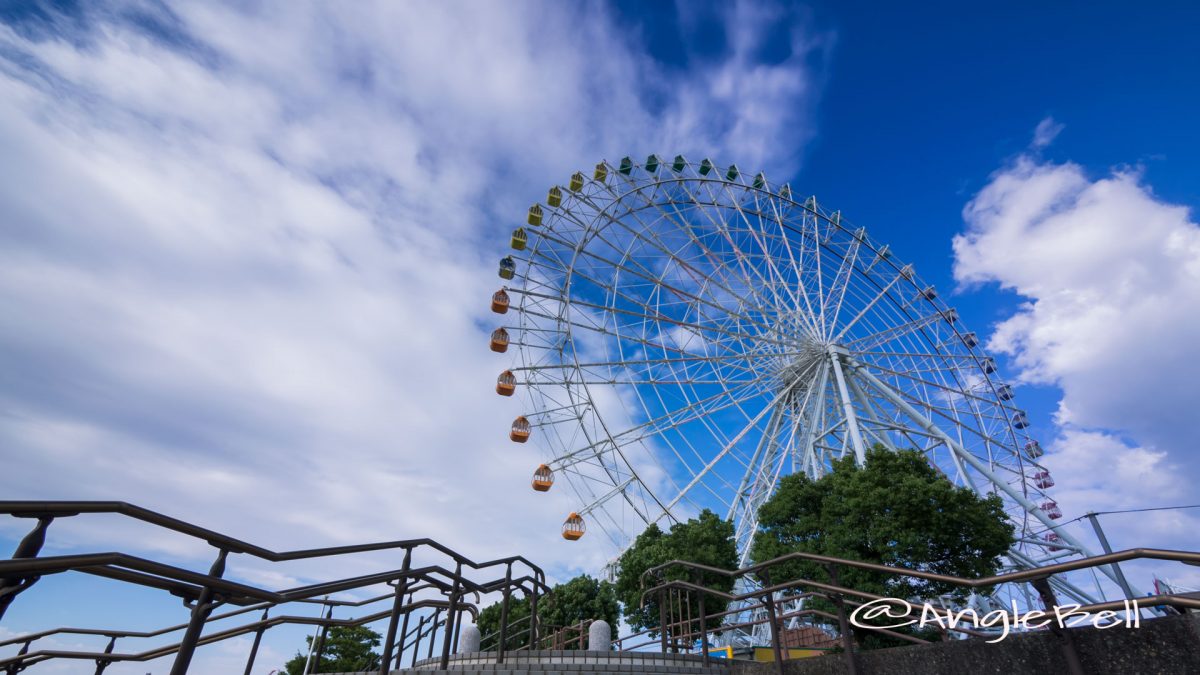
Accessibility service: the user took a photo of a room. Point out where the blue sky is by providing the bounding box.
[2,1,1198,673]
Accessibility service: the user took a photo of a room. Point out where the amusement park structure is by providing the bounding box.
[487,154,1133,641]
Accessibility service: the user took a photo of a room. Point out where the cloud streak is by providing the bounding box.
[0,5,832,667]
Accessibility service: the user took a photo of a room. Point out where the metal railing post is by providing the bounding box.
[92,636,116,675]
[379,549,412,675]
[826,564,858,675]
[394,592,413,671]
[426,609,440,661]
[309,603,334,675]
[0,516,53,621]
[695,571,709,666]
[409,614,427,668]
[170,548,228,675]
[528,585,539,650]
[1032,577,1085,675]
[497,563,513,663]
[759,569,785,674]
[241,608,269,675]
[440,562,462,668]
[658,586,668,653]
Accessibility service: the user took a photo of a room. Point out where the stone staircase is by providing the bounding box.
[333,650,734,674]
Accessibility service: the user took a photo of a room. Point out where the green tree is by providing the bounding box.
[749,446,1015,647]
[614,509,737,639]
[283,625,381,674]
[478,574,620,651]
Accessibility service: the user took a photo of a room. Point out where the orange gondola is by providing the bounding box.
[491,289,510,314]
[489,328,510,353]
[562,512,585,541]
[510,415,531,443]
[496,370,516,396]
[531,464,554,492]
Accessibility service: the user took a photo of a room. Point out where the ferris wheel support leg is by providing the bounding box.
[847,358,1141,596]
[828,351,867,465]
[843,373,899,454]
[802,364,831,479]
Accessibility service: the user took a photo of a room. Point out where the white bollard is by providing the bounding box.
[588,620,611,652]
[457,623,481,654]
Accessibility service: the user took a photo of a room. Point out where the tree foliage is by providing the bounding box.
[614,509,738,637]
[749,447,1015,647]
[477,574,619,651]
[283,625,381,674]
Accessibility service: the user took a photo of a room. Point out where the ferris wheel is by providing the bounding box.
[487,154,1107,603]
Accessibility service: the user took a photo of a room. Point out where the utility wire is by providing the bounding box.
[1029,503,1200,536]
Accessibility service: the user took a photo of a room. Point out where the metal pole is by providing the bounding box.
[409,614,427,668]
[309,603,334,675]
[1085,512,1136,602]
[93,636,116,675]
[826,564,858,675]
[528,585,539,650]
[829,351,867,465]
[242,608,270,675]
[394,592,413,671]
[1031,577,1085,675]
[379,549,412,675]
[0,516,54,621]
[440,562,462,668]
[497,563,513,663]
[427,609,440,660]
[696,571,709,666]
[759,569,785,674]
[658,587,668,653]
[170,549,228,675]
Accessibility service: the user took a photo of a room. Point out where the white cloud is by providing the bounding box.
[1031,116,1063,149]
[954,152,1200,448]
[0,2,829,671]
[952,125,1200,578]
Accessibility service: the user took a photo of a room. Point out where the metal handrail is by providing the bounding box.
[633,547,1200,675]
[0,501,552,675]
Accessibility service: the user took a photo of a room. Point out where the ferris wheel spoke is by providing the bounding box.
[683,181,808,334]
[530,219,784,341]
[762,193,825,340]
[599,181,808,338]
[841,310,948,353]
[545,375,775,472]
[566,187,788,337]
[510,285,795,351]
[653,376,803,521]
[821,228,865,337]
[846,360,1016,452]
[831,264,914,342]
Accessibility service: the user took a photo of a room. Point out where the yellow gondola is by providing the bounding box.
[496,370,516,396]
[527,204,543,226]
[510,415,531,442]
[511,227,528,251]
[594,162,608,182]
[491,289,510,314]
[489,328,510,353]
[569,171,585,192]
[531,464,554,492]
[562,512,585,540]
[547,186,562,208]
